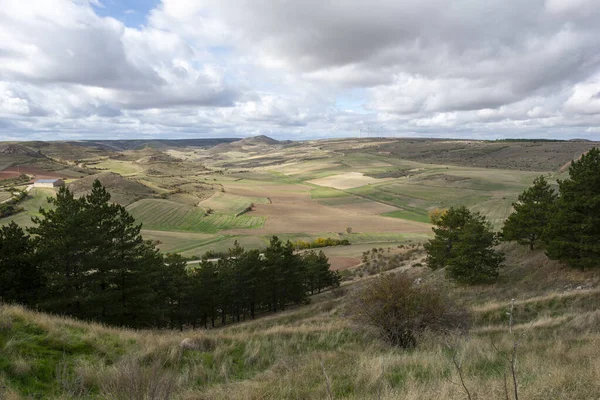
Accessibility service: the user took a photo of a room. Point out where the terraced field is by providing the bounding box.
[199,192,269,215]
[126,199,265,233]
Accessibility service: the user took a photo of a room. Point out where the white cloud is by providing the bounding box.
[0,0,600,140]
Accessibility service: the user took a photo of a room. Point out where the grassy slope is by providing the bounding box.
[0,188,56,228]
[126,199,265,234]
[2,244,599,399]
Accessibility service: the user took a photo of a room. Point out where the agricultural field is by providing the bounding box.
[2,137,598,257]
[126,198,265,234]
[199,191,269,215]
[87,159,144,176]
[0,188,57,228]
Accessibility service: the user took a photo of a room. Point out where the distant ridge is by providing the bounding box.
[65,138,240,151]
[0,143,44,158]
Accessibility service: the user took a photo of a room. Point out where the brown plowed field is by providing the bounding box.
[0,166,66,181]
[329,256,361,270]
[223,183,430,235]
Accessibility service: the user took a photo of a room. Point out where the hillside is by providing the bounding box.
[1,244,599,399]
[367,139,600,171]
[0,144,44,159]
[68,172,156,206]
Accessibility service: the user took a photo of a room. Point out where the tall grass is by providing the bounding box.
[1,245,599,399]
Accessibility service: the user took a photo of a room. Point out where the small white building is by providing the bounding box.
[33,179,65,188]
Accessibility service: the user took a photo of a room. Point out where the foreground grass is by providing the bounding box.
[1,245,599,399]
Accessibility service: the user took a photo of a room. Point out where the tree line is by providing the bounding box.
[425,147,600,283]
[0,180,340,329]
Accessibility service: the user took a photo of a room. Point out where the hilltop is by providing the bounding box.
[68,172,156,206]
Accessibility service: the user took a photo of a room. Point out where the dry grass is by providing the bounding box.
[1,245,600,399]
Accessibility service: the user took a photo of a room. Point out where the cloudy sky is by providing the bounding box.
[1,0,600,141]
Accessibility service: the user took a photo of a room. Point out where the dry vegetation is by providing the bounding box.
[1,244,599,399]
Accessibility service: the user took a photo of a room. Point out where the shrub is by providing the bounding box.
[350,274,469,348]
[98,357,180,400]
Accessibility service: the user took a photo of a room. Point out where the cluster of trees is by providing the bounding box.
[0,189,27,217]
[0,180,340,329]
[293,237,350,250]
[425,147,600,283]
[503,148,600,270]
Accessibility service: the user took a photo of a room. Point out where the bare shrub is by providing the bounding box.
[350,273,469,348]
[56,357,89,398]
[99,357,180,400]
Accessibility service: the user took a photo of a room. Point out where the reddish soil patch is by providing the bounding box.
[0,166,66,181]
[0,170,21,180]
[329,256,360,270]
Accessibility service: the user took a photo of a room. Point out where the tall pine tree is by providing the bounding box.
[425,206,503,283]
[0,222,40,306]
[502,176,557,250]
[546,148,600,270]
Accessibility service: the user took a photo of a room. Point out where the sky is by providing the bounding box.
[1,0,600,141]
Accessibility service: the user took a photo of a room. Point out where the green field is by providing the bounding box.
[382,209,431,223]
[91,159,143,176]
[309,186,350,199]
[0,188,56,228]
[199,192,269,215]
[126,199,265,234]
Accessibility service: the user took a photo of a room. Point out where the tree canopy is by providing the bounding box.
[0,180,340,328]
[425,206,504,284]
[502,175,557,250]
[545,148,600,270]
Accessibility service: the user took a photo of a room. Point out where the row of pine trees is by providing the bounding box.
[425,147,600,284]
[0,181,340,329]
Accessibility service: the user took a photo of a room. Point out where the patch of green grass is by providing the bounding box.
[316,196,368,206]
[309,187,350,199]
[382,209,430,223]
[91,160,143,176]
[0,188,56,228]
[126,199,265,234]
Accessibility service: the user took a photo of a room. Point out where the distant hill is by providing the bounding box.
[0,144,44,158]
[369,138,600,171]
[209,135,286,154]
[68,172,155,206]
[238,135,280,145]
[66,138,240,151]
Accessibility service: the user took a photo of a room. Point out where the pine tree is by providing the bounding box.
[263,236,285,312]
[447,216,504,283]
[0,222,40,306]
[29,186,91,318]
[425,206,504,283]
[29,180,163,327]
[502,176,557,250]
[156,253,190,330]
[424,206,475,270]
[546,148,600,270]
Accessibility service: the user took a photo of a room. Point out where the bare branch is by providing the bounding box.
[320,359,334,400]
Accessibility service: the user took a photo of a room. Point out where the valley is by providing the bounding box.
[2,137,593,269]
